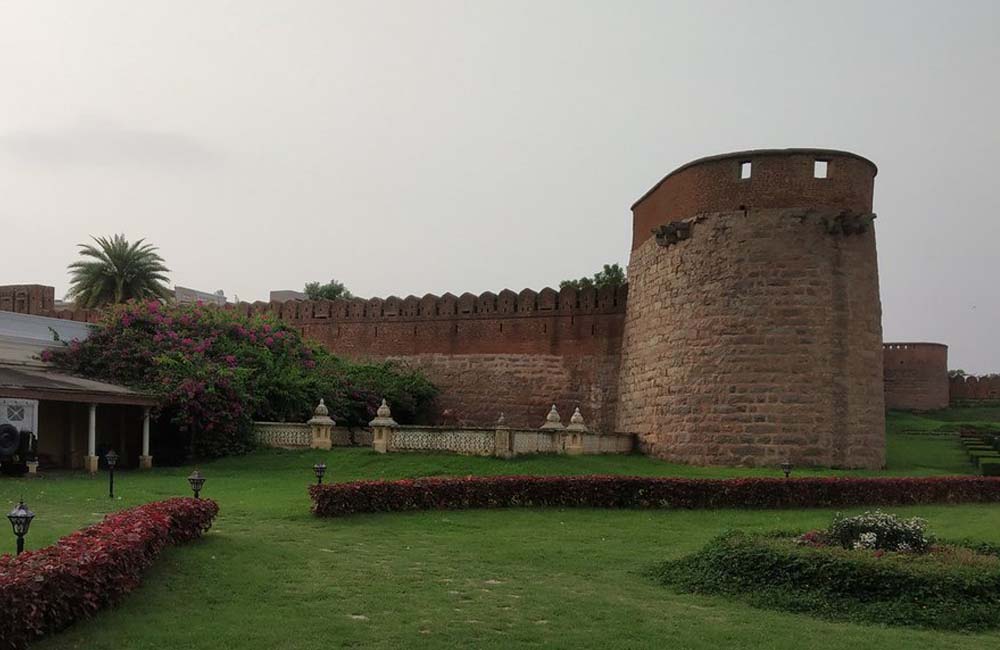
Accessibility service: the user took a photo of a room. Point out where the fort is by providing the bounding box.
[4,148,984,469]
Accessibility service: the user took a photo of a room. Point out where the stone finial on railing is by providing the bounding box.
[496,412,508,428]
[370,399,398,454]
[564,407,587,456]
[308,398,335,450]
[369,399,398,427]
[540,404,564,430]
[566,407,588,433]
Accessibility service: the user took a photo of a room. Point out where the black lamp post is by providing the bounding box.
[781,462,793,479]
[105,449,119,499]
[7,499,35,556]
[313,462,327,485]
[187,469,205,499]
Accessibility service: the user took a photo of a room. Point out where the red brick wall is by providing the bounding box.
[0,285,55,315]
[631,149,876,250]
[883,343,949,410]
[950,375,1000,403]
[242,286,628,429]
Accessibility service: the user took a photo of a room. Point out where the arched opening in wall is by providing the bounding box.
[814,160,829,179]
[374,326,378,338]
[542,323,547,334]
[739,160,752,180]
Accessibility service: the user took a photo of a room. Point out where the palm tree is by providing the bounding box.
[67,235,171,308]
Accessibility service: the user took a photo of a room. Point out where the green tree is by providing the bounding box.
[304,279,353,301]
[559,263,626,291]
[67,235,171,308]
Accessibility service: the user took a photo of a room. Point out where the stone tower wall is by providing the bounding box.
[616,149,885,468]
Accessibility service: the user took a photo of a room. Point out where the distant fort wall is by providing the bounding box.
[882,343,949,410]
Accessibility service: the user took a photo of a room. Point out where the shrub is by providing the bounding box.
[309,475,1000,518]
[827,510,933,552]
[982,460,1000,476]
[45,301,437,458]
[654,531,1000,631]
[0,498,218,650]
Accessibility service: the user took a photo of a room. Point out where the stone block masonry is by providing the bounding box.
[616,149,885,469]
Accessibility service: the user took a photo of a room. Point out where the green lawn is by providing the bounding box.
[2,411,998,649]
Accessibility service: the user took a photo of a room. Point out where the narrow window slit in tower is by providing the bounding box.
[740,161,752,179]
[814,160,829,178]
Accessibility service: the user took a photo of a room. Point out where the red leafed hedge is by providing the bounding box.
[0,497,218,650]
[309,475,1000,517]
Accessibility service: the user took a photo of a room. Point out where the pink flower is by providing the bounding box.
[148,301,160,313]
[264,336,274,346]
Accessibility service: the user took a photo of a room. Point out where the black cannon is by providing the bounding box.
[0,423,36,475]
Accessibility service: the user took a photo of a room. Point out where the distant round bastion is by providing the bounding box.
[616,149,885,469]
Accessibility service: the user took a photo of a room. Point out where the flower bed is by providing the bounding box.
[654,528,1000,631]
[308,475,1000,517]
[0,498,219,650]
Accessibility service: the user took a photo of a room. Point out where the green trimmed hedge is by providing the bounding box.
[654,531,1000,631]
[982,460,1000,476]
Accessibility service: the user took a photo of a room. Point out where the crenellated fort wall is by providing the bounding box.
[233,286,628,431]
[8,147,960,469]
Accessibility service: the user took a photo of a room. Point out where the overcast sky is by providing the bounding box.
[1,1,997,371]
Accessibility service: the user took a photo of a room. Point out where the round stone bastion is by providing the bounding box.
[616,149,885,469]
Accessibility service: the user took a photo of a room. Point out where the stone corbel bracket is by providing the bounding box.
[652,221,693,248]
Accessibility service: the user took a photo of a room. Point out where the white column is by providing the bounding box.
[140,407,153,469]
[88,403,96,456]
[85,403,99,473]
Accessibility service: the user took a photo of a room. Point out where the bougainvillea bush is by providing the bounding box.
[309,475,1000,517]
[655,528,1000,631]
[44,301,437,457]
[0,498,218,650]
